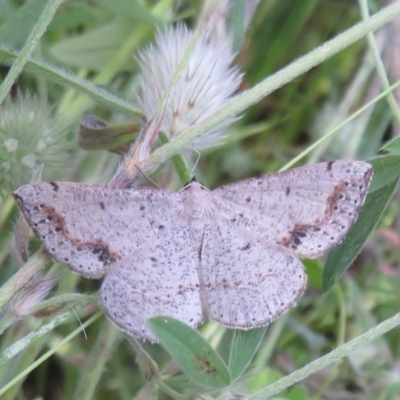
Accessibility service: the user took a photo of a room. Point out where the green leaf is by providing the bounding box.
[248,368,282,393]
[303,259,322,289]
[49,3,98,31]
[99,0,163,24]
[79,116,139,152]
[228,328,267,381]
[228,0,246,53]
[380,136,400,156]
[147,316,231,388]
[286,385,309,400]
[50,19,136,70]
[0,0,47,47]
[322,155,400,291]
[368,154,400,191]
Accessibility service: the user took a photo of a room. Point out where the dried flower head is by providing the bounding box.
[0,93,72,195]
[134,24,243,150]
[13,276,58,317]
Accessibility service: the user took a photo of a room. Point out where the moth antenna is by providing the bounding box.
[191,146,201,173]
[71,306,87,340]
[135,165,161,189]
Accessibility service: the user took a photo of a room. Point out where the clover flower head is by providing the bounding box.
[135,23,243,150]
[0,93,71,194]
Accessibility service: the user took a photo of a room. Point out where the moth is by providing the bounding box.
[14,160,373,341]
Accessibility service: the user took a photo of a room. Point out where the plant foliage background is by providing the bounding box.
[0,0,400,399]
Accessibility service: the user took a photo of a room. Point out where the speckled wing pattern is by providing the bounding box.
[13,160,373,341]
[212,160,373,258]
[202,160,373,327]
[13,183,203,340]
[201,219,306,328]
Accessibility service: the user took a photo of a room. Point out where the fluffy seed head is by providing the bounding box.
[0,94,71,195]
[135,24,243,150]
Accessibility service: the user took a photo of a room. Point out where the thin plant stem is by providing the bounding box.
[157,380,188,400]
[73,320,120,400]
[0,311,103,396]
[252,314,289,372]
[0,47,136,114]
[314,284,347,397]
[248,312,400,399]
[0,0,64,106]
[282,78,400,171]
[359,0,400,125]
[159,132,194,184]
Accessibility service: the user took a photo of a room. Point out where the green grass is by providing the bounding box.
[1,1,400,399]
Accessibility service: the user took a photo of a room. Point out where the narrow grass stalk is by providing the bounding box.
[282,77,400,170]
[73,320,120,400]
[0,311,103,396]
[0,47,137,115]
[253,315,288,372]
[0,0,64,106]
[359,0,400,125]
[314,284,347,397]
[248,312,400,399]
[0,293,94,336]
[157,380,188,400]
[159,132,193,184]
[0,309,71,367]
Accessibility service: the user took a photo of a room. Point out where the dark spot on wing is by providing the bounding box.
[29,203,120,267]
[76,241,119,266]
[240,243,251,251]
[286,187,291,196]
[325,183,348,218]
[177,284,184,295]
[49,182,59,192]
[140,204,145,211]
[100,202,105,210]
[327,161,335,171]
[245,196,252,202]
[277,223,321,250]
[276,166,373,253]
[41,205,68,235]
